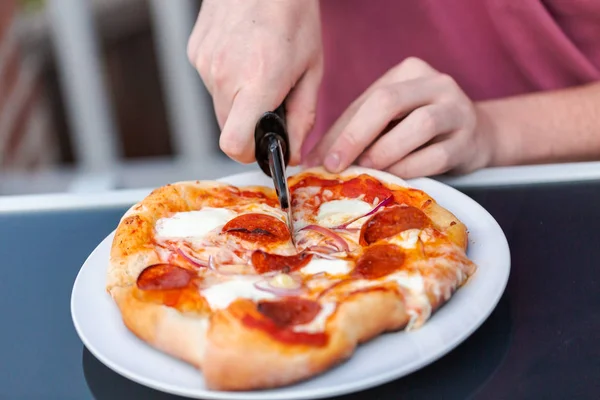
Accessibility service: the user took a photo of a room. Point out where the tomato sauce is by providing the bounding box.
[290,173,395,206]
[135,263,207,313]
[241,315,328,346]
[239,190,279,207]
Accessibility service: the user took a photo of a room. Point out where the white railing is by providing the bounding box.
[41,0,233,194]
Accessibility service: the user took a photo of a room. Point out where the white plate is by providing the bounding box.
[71,170,510,400]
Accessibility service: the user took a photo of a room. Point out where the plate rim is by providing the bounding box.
[71,172,511,400]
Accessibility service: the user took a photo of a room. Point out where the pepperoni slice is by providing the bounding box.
[251,250,313,274]
[361,206,431,245]
[222,213,290,243]
[137,263,195,290]
[340,175,393,203]
[352,244,406,279]
[257,297,322,327]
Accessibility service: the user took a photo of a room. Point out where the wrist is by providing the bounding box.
[474,100,523,167]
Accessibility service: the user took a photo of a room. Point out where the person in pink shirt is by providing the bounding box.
[188,0,600,178]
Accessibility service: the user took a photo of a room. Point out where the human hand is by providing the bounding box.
[187,0,323,165]
[305,57,493,178]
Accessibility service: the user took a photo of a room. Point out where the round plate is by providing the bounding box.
[71,170,510,400]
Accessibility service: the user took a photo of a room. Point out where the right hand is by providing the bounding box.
[187,0,323,165]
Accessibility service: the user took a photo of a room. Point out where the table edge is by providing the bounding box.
[2,162,600,213]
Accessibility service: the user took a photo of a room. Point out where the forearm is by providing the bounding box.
[476,82,600,167]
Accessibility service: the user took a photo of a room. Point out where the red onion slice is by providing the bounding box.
[176,247,206,268]
[207,255,240,276]
[253,275,303,296]
[176,246,242,275]
[300,225,349,252]
[208,255,217,271]
[307,245,339,255]
[305,251,340,261]
[335,196,394,229]
[337,227,360,233]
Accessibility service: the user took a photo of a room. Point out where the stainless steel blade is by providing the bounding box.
[266,134,295,240]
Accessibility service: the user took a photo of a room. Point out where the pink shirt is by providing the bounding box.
[303,0,600,156]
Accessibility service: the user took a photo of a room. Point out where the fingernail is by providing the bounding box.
[360,156,373,169]
[324,153,340,172]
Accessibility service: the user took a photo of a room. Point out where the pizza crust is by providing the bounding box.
[203,287,409,390]
[113,285,411,390]
[112,286,209,369]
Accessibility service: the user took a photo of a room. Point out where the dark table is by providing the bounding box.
[1,182,599,400]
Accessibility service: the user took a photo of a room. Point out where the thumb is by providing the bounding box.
[284,63,323,166]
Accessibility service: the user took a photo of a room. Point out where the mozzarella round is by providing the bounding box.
[301,258,352,276]
[201,277,275,310]
[316,199,372,228]
[155,208,236,240]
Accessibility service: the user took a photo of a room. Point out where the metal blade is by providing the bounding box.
[266,134,294,238]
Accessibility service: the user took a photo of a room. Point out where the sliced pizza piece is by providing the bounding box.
[289,167,476,329]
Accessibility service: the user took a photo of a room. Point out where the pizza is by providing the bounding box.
[106,166,476,391]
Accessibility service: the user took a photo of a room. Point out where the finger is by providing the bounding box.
[220,85,286,163]
[304,58,439,168]
[303,95,363,167]
[187,7,208,69]
[388,57,438,82]
[305,59,440,167]
[303,67,402,167]
[358,103,461,170]
[323,77,444,173]
[387,136,461,179]
[285,61,323,166]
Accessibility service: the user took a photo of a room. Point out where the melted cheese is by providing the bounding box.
[201,277,275,309]
[315,271,432,331]
[385,271,431,330]
[316,199,372,228]
[155,208,236,239]
[300,258,352,276]
[269,273,297,289]
[388,229,421,249]
[386,271,425,292]
[293,302,336,333]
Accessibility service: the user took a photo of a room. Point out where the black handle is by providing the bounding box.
[254,104,290,177]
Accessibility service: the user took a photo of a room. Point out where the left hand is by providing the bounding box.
[305,57,493,178]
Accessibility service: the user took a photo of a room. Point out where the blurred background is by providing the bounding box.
[0,0,250,196]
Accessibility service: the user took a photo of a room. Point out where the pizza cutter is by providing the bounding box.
[254,105,295,237]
